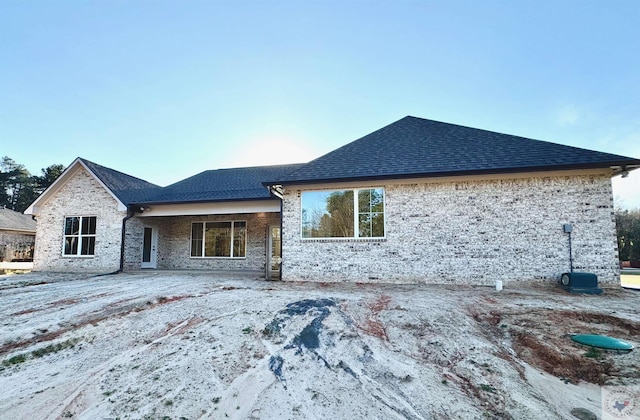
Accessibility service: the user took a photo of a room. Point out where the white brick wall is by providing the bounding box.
[34,164,279,273]
[124,213,280,271]
[122,217,145,271]
[281,172,620,285]
[33,167,125,272]
[36,166,618,284]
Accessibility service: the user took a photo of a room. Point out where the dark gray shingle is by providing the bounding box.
[137,163,304,204]
[81,159,162,204]
[267,116,640,185]
[0,208,36,232]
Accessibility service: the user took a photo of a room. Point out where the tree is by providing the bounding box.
[0,157,65,213]
[323,191,354,237]
[34,164,65,194]
[0,156,34,211]
[616,209,640,264]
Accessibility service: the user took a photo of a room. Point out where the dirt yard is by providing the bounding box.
[0,272,638,419]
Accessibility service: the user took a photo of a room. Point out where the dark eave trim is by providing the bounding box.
[263,161,640,187]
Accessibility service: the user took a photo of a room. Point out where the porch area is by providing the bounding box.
[123,212,282,279]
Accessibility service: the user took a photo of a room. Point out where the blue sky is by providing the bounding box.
[1,0,639,208]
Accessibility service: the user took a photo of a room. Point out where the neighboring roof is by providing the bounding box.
[0,208,36,233]
[266,116,640,185]
[80,159,162,204]
[136,163,305,205]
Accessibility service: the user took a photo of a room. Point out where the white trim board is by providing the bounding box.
[136,200,280,217]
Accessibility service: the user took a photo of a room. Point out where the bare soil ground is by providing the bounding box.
[0,271,638,419]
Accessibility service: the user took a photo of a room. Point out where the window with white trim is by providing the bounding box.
[63,216,96,256]
[190,221,247,257]
[301,188,385,238]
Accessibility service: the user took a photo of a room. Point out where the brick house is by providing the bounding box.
[25,116,640,284]
[25,158,298,277]
[0,207,36,262]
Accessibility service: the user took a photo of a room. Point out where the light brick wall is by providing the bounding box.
[0,231,35,261]
[122,217,145,271]
[33,167,125,272]
[123,213,280,271]
[281,173,619,285]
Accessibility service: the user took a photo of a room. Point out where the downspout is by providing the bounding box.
[119,205,144,273]
[96,206,137,277]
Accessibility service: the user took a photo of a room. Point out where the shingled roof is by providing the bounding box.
[81,159,162,204]
[0,208,36,233]
[266,116,640,185]
[35,116,638,210]
[137,163,304,204]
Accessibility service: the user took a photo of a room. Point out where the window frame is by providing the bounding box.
[300,187,386,240]
[62,215,97,257]
[190,220,247,258]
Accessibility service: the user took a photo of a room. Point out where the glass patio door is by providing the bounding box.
[267,226,281,280]
[141,227,157,269]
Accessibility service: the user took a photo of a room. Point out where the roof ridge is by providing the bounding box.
[136,163,306,204]
[205,162,307,172]
[79,157,160,189]
[265,116,640,185]
[403,116,634,158]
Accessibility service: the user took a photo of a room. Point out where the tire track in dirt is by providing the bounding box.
[0,294,199,357]
[53,314,214,418]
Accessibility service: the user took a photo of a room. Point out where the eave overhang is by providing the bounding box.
[263,161,640,187]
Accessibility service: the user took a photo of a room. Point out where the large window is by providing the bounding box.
[191,221,246,258]
[63,216,96,256]
[301,188,384,238]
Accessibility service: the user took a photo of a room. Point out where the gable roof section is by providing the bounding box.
[81,159,161,204]
[25,158,303,215]
[24,158,161,215]
[0,208,36,233]
[267,116,640,185]
[137,163,305,205]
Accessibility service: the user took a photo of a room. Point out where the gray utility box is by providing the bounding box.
[559,272,602,294]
